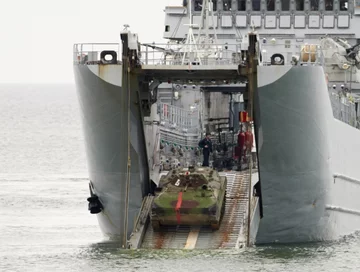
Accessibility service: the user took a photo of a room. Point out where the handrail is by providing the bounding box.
[139,42,243,66]
[74,43,119,45]
[159,103,201,134]
[73,43,122,64]
[152,127,161,170]
[260,43,325,66]
[325,205,360,216]
[333,173,360,184]
[73,41,345,67]
[247,153,252,247]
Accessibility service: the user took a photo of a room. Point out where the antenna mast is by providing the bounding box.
[197,0,219,44]
[181,0,202,65]
[196,0,220,58]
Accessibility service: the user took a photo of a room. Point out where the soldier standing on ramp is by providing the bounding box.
[198,133,213,167]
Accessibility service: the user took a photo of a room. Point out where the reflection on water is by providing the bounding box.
[74,235,360,272]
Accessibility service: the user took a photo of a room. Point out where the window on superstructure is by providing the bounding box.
[253,0,261,11]
[211,0,217,11]
[296,0,304,10]
[237,0,246,11]
[340,0,348,10]
[310,0,319,10]
[281,0,290,11]
[194,0,203,11]
[325,0,333,10]
[223,0,232,11]
[267,0,275,11]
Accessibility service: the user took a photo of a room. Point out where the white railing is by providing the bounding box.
[333,173,360,184]
[73,43,121,65]
[139,43,243,66]
[73,41,351,68]
[73,42,244,66]
[260,42,325,66]
[330,92,359,127]
[159,103,200,134]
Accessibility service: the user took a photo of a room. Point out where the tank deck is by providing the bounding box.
[129,170,258,249]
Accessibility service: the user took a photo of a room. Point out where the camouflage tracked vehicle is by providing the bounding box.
[150,166,227,231]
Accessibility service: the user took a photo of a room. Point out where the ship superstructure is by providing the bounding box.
[163,0,360,130]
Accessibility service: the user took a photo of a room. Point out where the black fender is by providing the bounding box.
[100,50,117,64]
[270,53,285,65]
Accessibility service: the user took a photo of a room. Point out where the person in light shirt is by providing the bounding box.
[251,125,257,168]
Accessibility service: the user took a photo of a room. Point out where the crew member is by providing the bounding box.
[244,124,253,162]
[237,125,246,168]
[198,133,213,167]
[251,125,257,168]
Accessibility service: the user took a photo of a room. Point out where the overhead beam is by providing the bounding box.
[201,85,246,93]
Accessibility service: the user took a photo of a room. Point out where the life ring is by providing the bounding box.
[270,54,285,65]
[100,50,117,64]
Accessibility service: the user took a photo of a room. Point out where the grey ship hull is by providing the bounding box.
[74,62,360,245]
[255,65,360,244]
[73,64,149,242]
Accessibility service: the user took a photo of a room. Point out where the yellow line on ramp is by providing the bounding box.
[184,228,200,249]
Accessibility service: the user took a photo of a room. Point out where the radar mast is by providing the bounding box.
[181,0,202,65]
[196,0,219,54]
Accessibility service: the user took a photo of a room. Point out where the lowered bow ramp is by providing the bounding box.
[129,171,259,249]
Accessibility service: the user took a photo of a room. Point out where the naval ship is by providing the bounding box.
[73,0,360,248]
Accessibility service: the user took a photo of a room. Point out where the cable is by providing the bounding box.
[171,9,186,38]
[123,54,132,249]
[232,13,243,40]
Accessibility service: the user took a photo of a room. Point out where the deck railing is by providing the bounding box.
[260,42,325,66]
[73,41,345,68]
[158,103,201,135]
[73,43,121,65]
[139,43,244,66]
[330,92,359,127]
[73,42,244,66]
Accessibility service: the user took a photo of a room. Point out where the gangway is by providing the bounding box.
[128,170,259,249]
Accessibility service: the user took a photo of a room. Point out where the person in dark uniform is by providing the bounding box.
[198,133,213,167]
[237,124,246,169]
